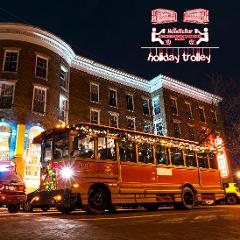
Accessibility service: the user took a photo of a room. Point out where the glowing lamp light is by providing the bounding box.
[60,167,73,179]
[236,171,240,179]
[0,165,10,172]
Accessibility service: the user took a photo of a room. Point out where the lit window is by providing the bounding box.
[199,107,206,122]
[90,109,100,124]
[142,98,150,115]
[25,126,44,188]
[90,83,99,102]
[59,95,68,123]
[152,97,160,115]
[170,98,178,115]
[185,102,193,119]
[3,50,19,72]
[35,56,48,79]
[154,120,163,135]
[0,123,11,161]
[59,66,68,90]
[0,82,15,109]
[127,117,135,130]
[109,112,118,128]
[126,94,134,110]
[32,86,47,114]
[98,137,116,160]
[173,121,181,138]
[211,110,217,124]
[109,89,117,107]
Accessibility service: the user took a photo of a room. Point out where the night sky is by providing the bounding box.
[0,1,239,94]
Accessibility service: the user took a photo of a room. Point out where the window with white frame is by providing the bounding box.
[59,66,68,90]
[185,102,193,119]
[126,94,134,111]
[143,121,151,133]
[142,98,150,115]
[152,97,160,115]
[211,110,217,124]
[59,95,68,123]
[109,112,118,128]
[173,120,181,138]
[0,82,15,109]
[32,86,47,114]
[126,117,135,130]
[90,108,100,124]
[154,120,163,135]
[90,83,99,103]
[199,107,206,122]
[35,55,48,79]
[170,97,178,115]
[3,50,19,72]
[109,89,117,107]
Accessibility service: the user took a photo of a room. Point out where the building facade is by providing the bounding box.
[0,23,230,191]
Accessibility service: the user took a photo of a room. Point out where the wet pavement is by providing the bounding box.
[0,205,239,240]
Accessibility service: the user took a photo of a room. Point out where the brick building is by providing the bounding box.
[0,23,230,191]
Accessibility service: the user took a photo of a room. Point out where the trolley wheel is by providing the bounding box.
[226,194,238,205]
[41,206,50,212]
[23,201,33,212]
[144,204,159,211]
[174,187,195,210]
[8,204,20,213]
[87,187,107,215]
[56,206,74,214]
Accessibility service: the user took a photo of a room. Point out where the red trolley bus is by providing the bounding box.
[31,123,225,214]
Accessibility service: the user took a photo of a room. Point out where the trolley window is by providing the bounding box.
[98,137,116,160]
[197,153,209,168]
[155,145,169,165]
[72,134,95,158]
[208,153,218,169]
[170,147,184,166]
[119,141,136,163]
[138,143,154,164]
[185,150,197,167]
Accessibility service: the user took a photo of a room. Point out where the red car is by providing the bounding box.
[0,161,26,213]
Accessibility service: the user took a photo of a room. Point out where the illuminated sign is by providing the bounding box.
[215,137,229,178]
[183,9,209,24]
[142,8,219,63]
[151,9,177,24]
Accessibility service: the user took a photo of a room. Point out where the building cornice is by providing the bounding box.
[72,55,149,92]
[0,23,75,64]
[150,74,222,104]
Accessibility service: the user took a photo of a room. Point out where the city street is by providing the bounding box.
[0,205,239,240]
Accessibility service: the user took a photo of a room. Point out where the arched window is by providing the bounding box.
[0,123,11,161]
[25,126,44,185]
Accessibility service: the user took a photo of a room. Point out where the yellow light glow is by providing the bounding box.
[35,196,39,201]
[73,183,79,188]
[54,195,62,201]
[236,171,240,179]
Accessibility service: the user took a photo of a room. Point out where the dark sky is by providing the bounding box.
[0,0,239,93]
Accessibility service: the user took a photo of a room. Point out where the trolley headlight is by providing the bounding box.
[60,167,73,179]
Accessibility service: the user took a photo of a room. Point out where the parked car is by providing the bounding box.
[23,189,55,212]
[0,161,26,213]
[223,182,240,205]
